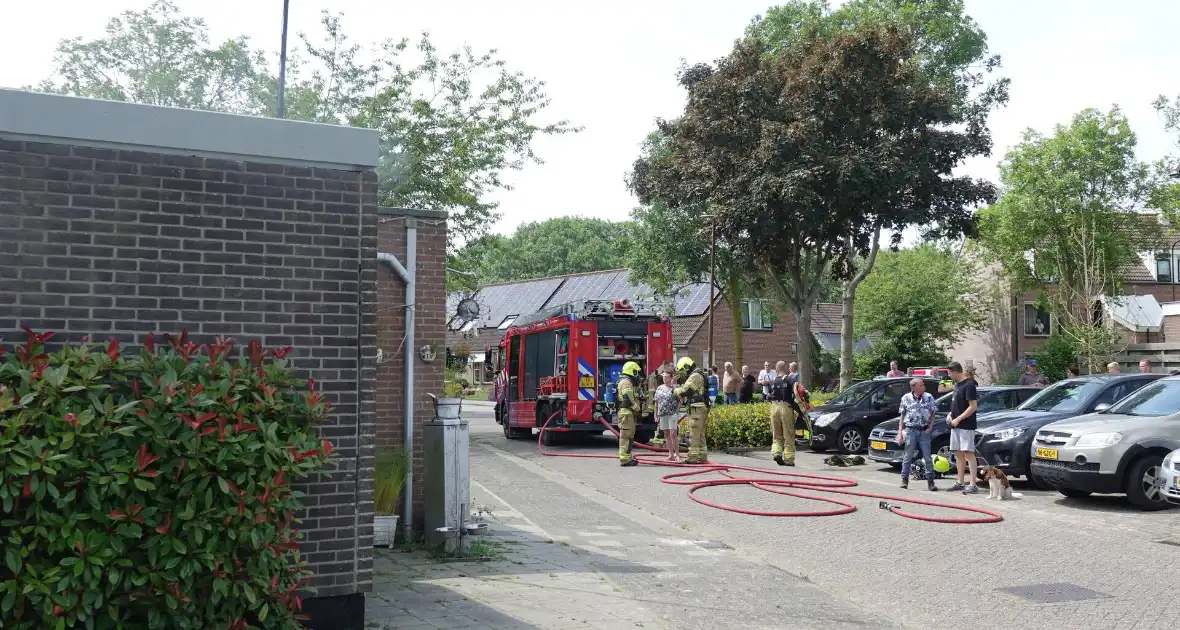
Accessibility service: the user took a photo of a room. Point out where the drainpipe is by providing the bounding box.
[376,219,416,543]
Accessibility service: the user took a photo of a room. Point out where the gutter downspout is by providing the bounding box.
[376,220,416,544]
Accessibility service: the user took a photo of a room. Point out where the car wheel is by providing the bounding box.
[808,443,829,453]
[635,430,654,445]
[1125,454,1172,511]
[1057,488,1092,499]
[837,426,866,454]
[932,438,951,460]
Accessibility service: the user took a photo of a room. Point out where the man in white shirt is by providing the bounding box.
[758,361,776,400]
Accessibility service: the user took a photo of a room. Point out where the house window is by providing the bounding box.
[1023,303,1051,337]
[1157,255,1173,284]
[497,315,518,330]
[739,300,773,330]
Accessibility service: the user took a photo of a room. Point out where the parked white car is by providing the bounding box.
[1163,448,1180,506]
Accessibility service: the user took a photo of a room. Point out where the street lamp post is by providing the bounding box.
[277,0,291,118]
[707,218,716,368]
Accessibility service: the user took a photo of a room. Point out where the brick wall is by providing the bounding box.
[0,137,378,599]
[681,296,799,370]
[375,207,447,534]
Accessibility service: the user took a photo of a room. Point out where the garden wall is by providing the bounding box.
[0,88,379,626]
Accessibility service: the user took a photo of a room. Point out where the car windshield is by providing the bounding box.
[829,380,877,405]
[1108,381,1180,416]
[1017,380,1104,413]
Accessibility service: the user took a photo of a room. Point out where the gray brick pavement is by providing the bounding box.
[468,407,1180,629]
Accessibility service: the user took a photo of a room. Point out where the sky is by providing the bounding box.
[4,0,1179,240]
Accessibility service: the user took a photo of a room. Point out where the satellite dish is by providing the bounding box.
[456,298,480,321]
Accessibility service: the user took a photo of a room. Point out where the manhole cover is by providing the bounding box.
[694,541,732,550]
[996,582,1111,604]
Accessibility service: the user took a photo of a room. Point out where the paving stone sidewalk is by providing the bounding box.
[365,486,664,630]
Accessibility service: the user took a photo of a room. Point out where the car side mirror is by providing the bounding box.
[1093,402,1112,413]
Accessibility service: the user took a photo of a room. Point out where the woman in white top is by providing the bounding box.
[654,370,681,462]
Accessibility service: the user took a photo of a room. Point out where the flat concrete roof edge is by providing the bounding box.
[0,88,379,169]
[377,206,448,220]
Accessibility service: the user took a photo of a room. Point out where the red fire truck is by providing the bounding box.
[487,299,674,446]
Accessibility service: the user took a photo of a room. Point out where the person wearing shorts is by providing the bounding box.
[654,370,681,462]
[946,361,979,493]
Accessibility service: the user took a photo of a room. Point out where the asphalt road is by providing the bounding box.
[465,401,1180,629]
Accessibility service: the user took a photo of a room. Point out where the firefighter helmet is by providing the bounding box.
[932,454,952,474]
[621,361,642,377]
[676,357,695,372]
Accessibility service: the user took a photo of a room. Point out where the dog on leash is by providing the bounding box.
[980,467,1023,500]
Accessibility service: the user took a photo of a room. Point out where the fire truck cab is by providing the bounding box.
[488,299,673,446]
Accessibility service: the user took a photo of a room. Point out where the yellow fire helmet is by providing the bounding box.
[621,361,642,377]
[932,455,952,474]
[676,357,695,371]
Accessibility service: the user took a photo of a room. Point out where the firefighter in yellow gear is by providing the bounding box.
[674,357,710,464]
[768,361,797,466]
[616,361,644,467]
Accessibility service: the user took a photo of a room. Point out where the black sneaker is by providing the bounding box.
[927,480,939,492]
[621,459,639,467]
[900,479,909,489]
[773,453,785,466]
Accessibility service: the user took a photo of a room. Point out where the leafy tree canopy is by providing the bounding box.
[854,244,985,357]
[977,107,1168,299]
[448,216,632,289]
[34,0,579,251]
[628,25,996,382]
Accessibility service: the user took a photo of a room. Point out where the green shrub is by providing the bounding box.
[374,447,409,515]
[809,391,837,407]
[0,329,333,629]
[677,403,774,450]
[1029,334,1079,382]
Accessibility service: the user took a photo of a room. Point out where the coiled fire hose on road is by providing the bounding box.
[534,411,1003,524]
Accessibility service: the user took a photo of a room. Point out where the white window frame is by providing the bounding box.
[497,315,519,330]
[1157,254,1174,284]
[739,299,774,331]
[1023,302,1052,337]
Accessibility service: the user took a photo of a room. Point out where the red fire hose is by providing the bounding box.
[533,411,1003,524]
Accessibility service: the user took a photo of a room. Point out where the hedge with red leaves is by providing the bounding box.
[0,329,333,629]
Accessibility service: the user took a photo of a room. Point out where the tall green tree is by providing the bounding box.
[449,217,632,287]
[35,1,579,254]
[747,0,1007,387]
[978,107,1171,370]
[630,25,994,385]
[853,245,985,375]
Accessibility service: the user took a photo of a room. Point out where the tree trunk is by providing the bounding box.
[838,226,882,390]
[725,284,744,368]
[796,305,814,389]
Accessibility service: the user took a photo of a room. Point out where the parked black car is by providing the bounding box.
[975,373,1166,488]
[867,386,1039,468]
[799,377,943,454]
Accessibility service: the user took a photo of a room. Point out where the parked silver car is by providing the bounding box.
[1029,377,1180,511]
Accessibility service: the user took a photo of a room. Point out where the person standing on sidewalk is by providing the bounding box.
[768,361,797,467]
[655,370,681,462]
[896,378,938,491]
[616,362,644,467]
[722,362,739,404]
[946,361,979,493]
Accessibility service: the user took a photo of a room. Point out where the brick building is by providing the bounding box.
[444,269,870,380]
[952,222,1180,382]
[0,88,379,626]
[374,207,446,537]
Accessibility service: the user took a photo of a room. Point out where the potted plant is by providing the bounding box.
[453,342,473,358]
[373,446,409,547]
[429,381,466,421]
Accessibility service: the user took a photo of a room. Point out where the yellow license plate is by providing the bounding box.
[1174,477,1180,489]
[1034,447,1058,460]
[870,441,887,450]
